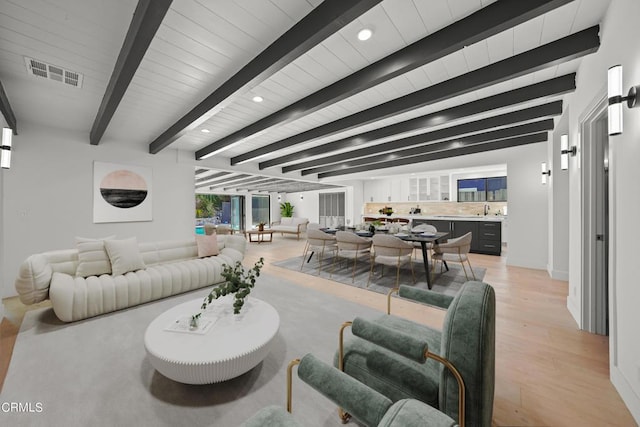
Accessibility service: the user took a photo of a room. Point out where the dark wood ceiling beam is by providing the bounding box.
[233,25,599,164]
[302,119,554,176]
[318,133,549,179]
[0,80,17,134]
[149,0,382,155]
[263,74,574,170]
[285,101,562,174]
[198,0,573,161]
[90,0,172,145]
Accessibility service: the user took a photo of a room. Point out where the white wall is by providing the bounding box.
[548,111,570,280]
[503,143,549,269]
[1,124,194,299]
[565,0,640,420]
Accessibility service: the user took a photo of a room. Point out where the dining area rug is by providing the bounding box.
[273,254,486,297]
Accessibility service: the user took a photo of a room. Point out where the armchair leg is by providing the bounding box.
[338,408,351,424]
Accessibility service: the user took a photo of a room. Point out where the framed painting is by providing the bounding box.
[93,161,152,223]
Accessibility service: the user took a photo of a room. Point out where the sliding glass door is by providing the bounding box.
[251,195,270,227]
[231,195,245,232]
[319,192,345,228]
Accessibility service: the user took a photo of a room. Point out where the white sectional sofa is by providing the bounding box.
[14,235,247,322]
[270,217,309,240]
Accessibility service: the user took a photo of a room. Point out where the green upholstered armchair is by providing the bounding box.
[335,281,496,427]
[240,353,457,427]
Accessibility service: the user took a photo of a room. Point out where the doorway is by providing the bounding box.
[231,195,245,232]
[580,94,610,336]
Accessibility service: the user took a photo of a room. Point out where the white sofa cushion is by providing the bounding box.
[104,237,146,276]
[75,236,115,278]
[195,234,220,257]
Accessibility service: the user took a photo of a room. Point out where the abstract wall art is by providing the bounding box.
[93,161,152,223]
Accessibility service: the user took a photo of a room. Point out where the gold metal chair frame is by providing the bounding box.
[431,245,477,282]
[331,241,372,283]
[368,244,416,287]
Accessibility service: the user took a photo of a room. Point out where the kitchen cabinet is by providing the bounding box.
[411,218,501,255]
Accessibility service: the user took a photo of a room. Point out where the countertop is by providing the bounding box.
[364,214,506,222]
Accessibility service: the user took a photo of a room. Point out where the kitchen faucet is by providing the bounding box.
[484,204,490,216]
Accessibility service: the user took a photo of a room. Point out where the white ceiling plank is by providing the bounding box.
[463,40,491,71]
[539,1,581,45]
[413,0,452,33]
[513,15,544,55]
[268,0,314,21]
[486,29,514,64]
[381,0,427,45]
[440,50,469,80]
[572,0,611,32]
[446,0,483,21]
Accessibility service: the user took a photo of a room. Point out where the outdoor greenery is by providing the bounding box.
[279,201,294,217]
[191,258,265,325]
[195,194,223,218]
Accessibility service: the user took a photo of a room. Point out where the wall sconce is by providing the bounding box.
[560,134,576,170]
[541,162,551,185]
[277,194,281,201]
[608,65,639,136]
[300,194,304,200]
[1,127,12,169]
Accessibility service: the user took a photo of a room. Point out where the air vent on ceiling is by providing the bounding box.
[24,57,83,88]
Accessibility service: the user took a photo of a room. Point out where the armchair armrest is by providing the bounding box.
[271,221,281,226]
[297,353,393,427]
[351,317,428,363]
[398,285,454,310]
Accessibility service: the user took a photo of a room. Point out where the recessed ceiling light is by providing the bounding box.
[358,28,372,41]
[200,129,210,133]
[252,95,264,103]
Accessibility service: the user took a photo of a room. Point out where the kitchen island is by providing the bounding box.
[362,214,505,255]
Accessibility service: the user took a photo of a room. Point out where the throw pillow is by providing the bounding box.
[195,234,219,258]
[104,237,146,276]
[75,236,116,278]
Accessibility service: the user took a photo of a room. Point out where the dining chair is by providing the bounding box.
[369,234,415,287]
[331,231,373,282]
[215,224,232,235]
[431,232,476,281]
[410,223,437,259]
[301,229,337,274]
[203,224,216,235]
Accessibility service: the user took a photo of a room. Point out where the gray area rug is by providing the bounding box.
[1,275,389,427]
[273,254,485,298]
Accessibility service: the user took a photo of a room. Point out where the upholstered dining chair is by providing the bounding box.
[301,229,337,274]
[307,222,321,231]
[215,224,232,235]
[369,234,415,287]
[431,232,476,281]
[410,223,437,259]
[331,231,373,282]
[203,224,216,235]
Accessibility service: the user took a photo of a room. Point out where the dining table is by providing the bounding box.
[395,231,449,289]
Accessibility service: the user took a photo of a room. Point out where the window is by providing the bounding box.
[457,176,507,202]
[251,195,270,226]
[319,192,345,228]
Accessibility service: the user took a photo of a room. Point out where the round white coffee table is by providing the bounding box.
[144,296,280,384]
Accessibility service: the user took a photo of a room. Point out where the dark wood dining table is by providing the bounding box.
[396,231,449,289]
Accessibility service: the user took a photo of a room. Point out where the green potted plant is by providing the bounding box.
[280,201,294,217]
[191,257,265,327]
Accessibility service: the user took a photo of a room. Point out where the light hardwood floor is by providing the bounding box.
[1,236,636,426]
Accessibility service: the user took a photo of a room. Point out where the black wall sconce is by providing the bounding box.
[560,134,576,170]
[608,65,639,136]
[541,162,551,185]
[1,127,12,169]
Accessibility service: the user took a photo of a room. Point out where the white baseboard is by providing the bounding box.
[611,365,640,424]
[566,296,580,328]
[550,269,569,281]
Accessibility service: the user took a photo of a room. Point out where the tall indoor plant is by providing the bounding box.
[280,201,294,217]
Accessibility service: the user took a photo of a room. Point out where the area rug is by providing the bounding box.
[273,255,485,298]
[1,275,389,427]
